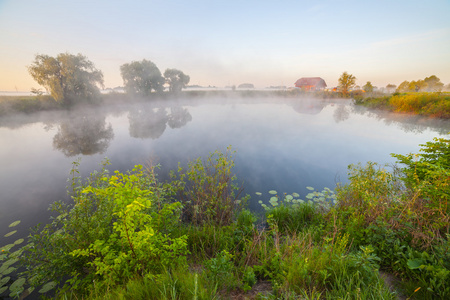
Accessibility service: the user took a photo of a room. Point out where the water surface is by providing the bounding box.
[1,96,449,238]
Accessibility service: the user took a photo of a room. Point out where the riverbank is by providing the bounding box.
[1,138,449,299]
[354,92,450,118]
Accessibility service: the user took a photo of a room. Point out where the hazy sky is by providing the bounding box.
[1,0,449,91]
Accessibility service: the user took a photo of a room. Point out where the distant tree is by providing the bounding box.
[423,75,444,92]
[363,81,374,93]
[163,69,190,93]
[443,83,450,92]
[120,59,164,96]
[28,53,104,105]
[338,72,356,96]
[237,83,254,89]
[386,84,396,93]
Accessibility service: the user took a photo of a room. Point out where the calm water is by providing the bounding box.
[1,96,449,239]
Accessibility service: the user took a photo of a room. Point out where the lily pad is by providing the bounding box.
[306,186,314,191]
[4,231,17,238]
[0,286,8,294]
[255,192,262,196]
[39,281,57,293]
[9,278,25,292]
[14,239,24,245]
[268,190,277,195]
[8,221,21,228]
[0,276,10,288]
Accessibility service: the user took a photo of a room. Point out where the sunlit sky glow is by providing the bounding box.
[1,0,449,91]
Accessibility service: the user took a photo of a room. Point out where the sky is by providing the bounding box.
[1,0,450,91]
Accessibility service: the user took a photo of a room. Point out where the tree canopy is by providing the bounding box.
[164,69,190,93]
[28,53,104,105]
[338,72,356,96]
[396,76,444,92]
[363,81,374,93]
[120,60,165,96]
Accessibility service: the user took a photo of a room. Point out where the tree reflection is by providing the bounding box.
[53,114,114,156]
[128,108,168,139]
[333,104,350,123]
[289,99,326,115]
[128,106,192,139]
[168,106,192,129]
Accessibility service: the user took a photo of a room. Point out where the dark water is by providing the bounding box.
[1,96,449,240]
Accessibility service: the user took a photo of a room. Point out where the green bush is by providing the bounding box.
[20,162,188,294]
[171,146,242,226]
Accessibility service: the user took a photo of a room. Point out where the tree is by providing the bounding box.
[338,72,356,96]
[396,81,410,92]
[423,75,444,92]
[120,60,164,96]
[28,53,104,105]
[164,69,190,93]
[386,84,396,93]
[362,81,374,93]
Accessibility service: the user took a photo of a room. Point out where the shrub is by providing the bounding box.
[20,162,188,294]
[170,146,243,226]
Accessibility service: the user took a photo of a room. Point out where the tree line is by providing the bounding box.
[28,53,190,106]
[337,72,448,96]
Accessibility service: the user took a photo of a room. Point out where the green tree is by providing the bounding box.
[28,53,104,105]
[423,75,444,92]
[338,72,356,96]
[362,81,374,93]
[120,60,165,96]
[164,68,190,93]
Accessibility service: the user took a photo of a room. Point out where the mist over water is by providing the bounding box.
[1,96,449,238]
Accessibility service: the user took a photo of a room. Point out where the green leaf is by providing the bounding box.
[13,239,24,245]
[255,192,262,196]
[292,192,300,197]
[0,285,8,294]
[306,186,314,191]
[285,195,293,201]
[9,277,25,292]
[0,276,11,288]
[8,221,21,228]
[38,281,57,293]
[1,244,15,252]
[1,266,16,275]
[268,190,277,195]
[4,231,17,238]
[407,259,424,269]
[2,258,18,268]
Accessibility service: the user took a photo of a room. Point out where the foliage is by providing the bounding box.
[354,92,450,118]
[170,146,243,226]
[164,68,190,93]
[338,71,356,96]
[28,53,104,105]
[20,161,188,294]
[363,81,374,93]
[396,75,444,93]
[120,59,165,96]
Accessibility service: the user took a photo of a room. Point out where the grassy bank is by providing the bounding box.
[354,92,450,118]
[1,139,449,299]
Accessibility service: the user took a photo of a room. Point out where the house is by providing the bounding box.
[294,77,327,91]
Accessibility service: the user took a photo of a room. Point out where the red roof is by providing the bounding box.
[294,77,327,88]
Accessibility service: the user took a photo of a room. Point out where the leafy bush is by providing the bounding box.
[171,146,243,226]
[20,162,188,294]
